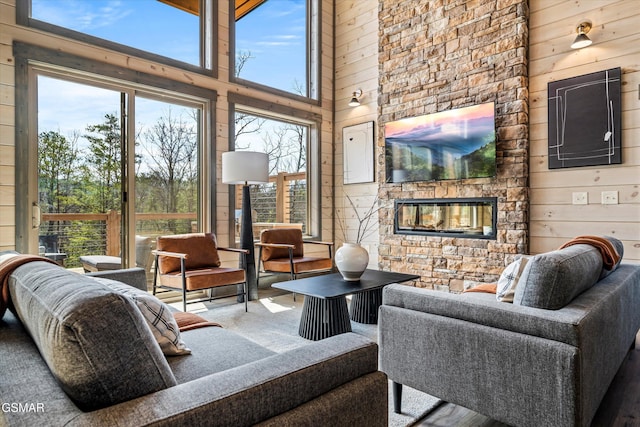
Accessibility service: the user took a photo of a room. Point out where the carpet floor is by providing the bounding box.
[174,289,442,427]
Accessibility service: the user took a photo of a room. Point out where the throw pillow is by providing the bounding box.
[513,245,603,309]
[173,311,222,331]
[463,283,497,294]
[496,256,530,303]
[96,278,191,356]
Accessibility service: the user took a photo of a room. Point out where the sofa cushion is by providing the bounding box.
[168,326,276,383]
[513,244,603,309]
[496,256,530,303]
[95,277,191,356]
[9,261,177,411]
[79,255,122,271]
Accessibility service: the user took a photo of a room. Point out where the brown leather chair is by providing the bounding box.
[255,228,334,292]
[152,233,249,312]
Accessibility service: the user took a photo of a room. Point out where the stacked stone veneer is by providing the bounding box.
[377,0,529,291]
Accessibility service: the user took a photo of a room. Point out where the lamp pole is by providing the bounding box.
[240,182,258,300]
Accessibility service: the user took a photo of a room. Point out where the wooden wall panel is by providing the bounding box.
[529,0,640,262]
[334,0,380,268]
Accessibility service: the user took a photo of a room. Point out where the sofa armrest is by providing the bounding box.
[86,267,147,291]
[66,333,385,427]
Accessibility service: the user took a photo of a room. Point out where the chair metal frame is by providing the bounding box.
[255,232,334,296]
[152,245,249,312]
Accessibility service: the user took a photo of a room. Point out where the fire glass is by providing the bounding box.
[394,198,497,239]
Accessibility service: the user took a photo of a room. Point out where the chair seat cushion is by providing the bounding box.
[264,257,333,274]
[79,255,122,271]
[160,267,246,291]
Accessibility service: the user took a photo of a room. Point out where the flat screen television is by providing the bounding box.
[385,102,496,182]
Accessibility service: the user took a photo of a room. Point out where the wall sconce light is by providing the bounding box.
[348,89,362,107]
[571,21,592,49]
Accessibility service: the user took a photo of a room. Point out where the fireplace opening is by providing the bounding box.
[394,198,497,239]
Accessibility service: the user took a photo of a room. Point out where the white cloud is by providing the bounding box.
[32,0,132,31]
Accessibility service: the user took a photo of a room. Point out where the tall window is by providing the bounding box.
[24,0,212,70]
[233,0,319,99]
[232,106,319,241]
[13,41,215,266]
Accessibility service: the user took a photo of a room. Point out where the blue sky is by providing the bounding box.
[235,0,306,93]
[31,0,307,93]
[34,0,308,169]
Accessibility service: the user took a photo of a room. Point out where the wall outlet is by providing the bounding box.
[601,191,619,205]
[572,192,588,205]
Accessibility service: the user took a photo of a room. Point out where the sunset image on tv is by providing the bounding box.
[385,102,496,182]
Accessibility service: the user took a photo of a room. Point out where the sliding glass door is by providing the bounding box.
[33,72,204,271]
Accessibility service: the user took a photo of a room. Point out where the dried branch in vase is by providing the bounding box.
[336,194,388,245]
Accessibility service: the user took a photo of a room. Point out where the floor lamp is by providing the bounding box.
[222,151,269,301]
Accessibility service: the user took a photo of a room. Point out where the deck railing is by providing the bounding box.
[40,172,307,268]
[40,212,197,268]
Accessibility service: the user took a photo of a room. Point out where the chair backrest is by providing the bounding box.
[39,235,60,253]
[156,233,221,274]
[134,235,153,271]
[260,228,304,262]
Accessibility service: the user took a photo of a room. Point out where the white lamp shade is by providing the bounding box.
[222,151,269,185]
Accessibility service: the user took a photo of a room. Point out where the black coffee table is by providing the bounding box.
[272,269,420,340]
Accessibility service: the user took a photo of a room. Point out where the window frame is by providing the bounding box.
[227,93,322,241]
[13,42,217,255]
[16,0,217,76]
[229,0,321,103]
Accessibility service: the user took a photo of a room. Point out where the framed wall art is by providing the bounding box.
[548,67,622,169]
[343,121,375,184]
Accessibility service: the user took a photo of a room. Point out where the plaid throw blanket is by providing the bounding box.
[558,235,621,271]
[0,254,59,317]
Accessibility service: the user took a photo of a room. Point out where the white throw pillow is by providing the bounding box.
[496,256,530,303]
[95,278,191,356]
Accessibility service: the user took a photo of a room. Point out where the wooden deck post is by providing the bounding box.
[106,210,120,256]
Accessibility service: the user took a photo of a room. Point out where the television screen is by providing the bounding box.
[385,102,496,182]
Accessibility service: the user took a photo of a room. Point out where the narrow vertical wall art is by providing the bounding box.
[343,121,375,184]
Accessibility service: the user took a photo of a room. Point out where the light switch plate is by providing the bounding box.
[572,192,588,205]
[601,191,619,205]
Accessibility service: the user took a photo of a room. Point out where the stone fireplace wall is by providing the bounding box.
[377,0,530,291]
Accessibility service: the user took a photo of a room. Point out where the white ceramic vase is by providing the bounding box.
[335,243,369,281]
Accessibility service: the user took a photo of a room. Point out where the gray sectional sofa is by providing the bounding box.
[0,260,387,426]
[379,241,640,427]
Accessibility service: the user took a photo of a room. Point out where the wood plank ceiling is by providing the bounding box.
[158,0,267,20]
